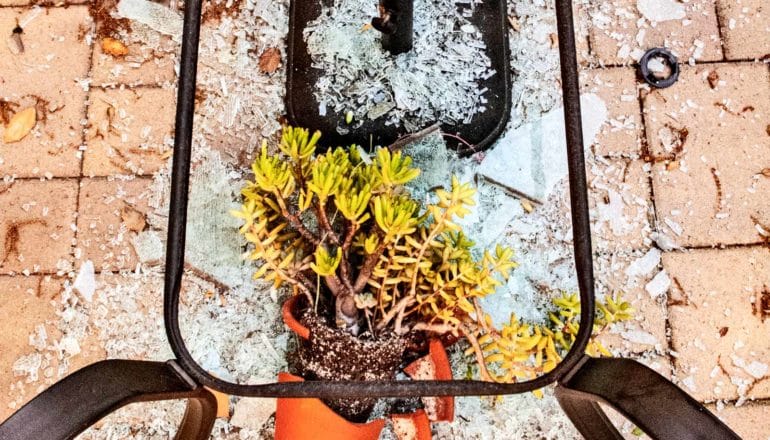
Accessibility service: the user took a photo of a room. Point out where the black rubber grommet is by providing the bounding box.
[639,48,679,89]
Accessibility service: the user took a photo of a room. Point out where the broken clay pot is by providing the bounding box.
[403,339,455,422]
[391,409,432,440]
[282,294,407,421]
[279,295,456,438]
[275,372,386,440]
[281,294,310,340]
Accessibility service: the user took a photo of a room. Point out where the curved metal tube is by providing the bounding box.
[0,360,217,440]
[163,0,596,398]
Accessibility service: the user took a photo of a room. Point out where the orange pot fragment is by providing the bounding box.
[391,409,432,440]
[404,339,455,422]
[281,295,310,340]
[274,372,385,440]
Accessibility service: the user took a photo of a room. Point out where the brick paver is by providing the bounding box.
[588,159,653,253]
[644,63,770,247]
[0,275,62,420]
[716,0,770,61]
[709,401,770,440]
[0,179,78,275]
[588,0,723,66]
[665,247,770,402]
[581,67,643,157]
[91,35,177,88]
[83,87,176,177]
[0,7,92,178]
[76,177,153,272]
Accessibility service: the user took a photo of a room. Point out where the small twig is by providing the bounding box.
[461,325,493,382]
[184,262,231,292]
[411,322,458,336]
[377,296,415,331]
[441,132,477,153]
[388,124,441,151]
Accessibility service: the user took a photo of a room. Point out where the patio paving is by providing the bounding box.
[0,0,769,438]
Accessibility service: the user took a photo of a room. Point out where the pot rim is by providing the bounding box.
[282,294,311,340]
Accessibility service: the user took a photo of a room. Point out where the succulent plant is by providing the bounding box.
[233,126,633,388]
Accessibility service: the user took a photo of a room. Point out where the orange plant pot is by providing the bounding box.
[391,409,432,440]
[404,339,455,422]
[274,372,385,440]
[279,295,456,438]
[282,294,310,340]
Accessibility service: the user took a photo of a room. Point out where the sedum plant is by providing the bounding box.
[233,126,633,387]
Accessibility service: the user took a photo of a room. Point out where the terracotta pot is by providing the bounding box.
[403,339,455,422]
[279,295,456,438]
[281,295,310,340]
[391,409,432,440]
[274,372,385,440]
[282,294,407,421]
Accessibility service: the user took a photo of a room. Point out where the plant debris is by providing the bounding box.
[2,107,37,144]
[707,70,720,89]
[0,99,20,125]
[101,37,129,57]
[8,21,24,55]
[752,286,769,323]
[89,0,131,39]
[258,47,282,74]
[120,204,147,232]
[201,0,244,24]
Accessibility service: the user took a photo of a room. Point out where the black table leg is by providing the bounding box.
[555,356,740,440]
[0,360,217,440]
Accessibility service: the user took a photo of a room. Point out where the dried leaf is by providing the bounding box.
[102,37,129,57]
[507,15,521,32]
[258,47,282,74]
[3,107,36,144]
[120,205,146,232]
[549,33,558,48]
[9,24,24,55]
[707,70,719,89]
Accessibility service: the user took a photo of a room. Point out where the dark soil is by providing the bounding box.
[291,305,409,422]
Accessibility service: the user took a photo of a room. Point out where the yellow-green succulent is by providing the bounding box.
[233,126,634,392]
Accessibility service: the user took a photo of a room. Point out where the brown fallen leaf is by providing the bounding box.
[102,37,129,57]
[549,33,559,48]
[3,107,36,144]
[707,70,719,89]
[508,15,521,32]
[120,205,146,232]
[258,47,282,74]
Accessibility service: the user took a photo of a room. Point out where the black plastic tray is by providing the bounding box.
[286,0,512,154]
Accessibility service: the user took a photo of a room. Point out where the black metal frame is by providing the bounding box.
[0,360,217,440]
[0,0,741,439]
